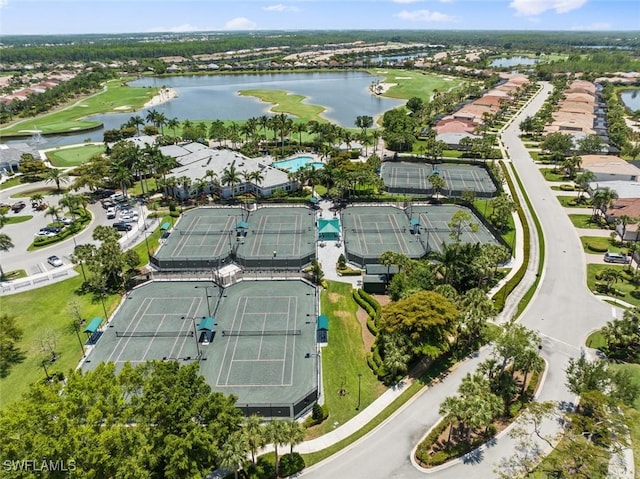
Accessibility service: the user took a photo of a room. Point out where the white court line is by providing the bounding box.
[107,296,154,363]
[224,296,250,386]
[216,295,245,386]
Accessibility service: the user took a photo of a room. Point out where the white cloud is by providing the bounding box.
[392,0,424,4]
[223,17,257,30]
[394,9,456,22]
[571,22,612,30]
[263,4,300,12]
[509,0,587,16]
[0,0,8,8]
[439,0,454,3]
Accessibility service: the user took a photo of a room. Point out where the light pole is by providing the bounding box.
[181,316,202,359]
[41,360,51,381]
[73,321,86,358]
[100,289,108,320]
[356,372,362,410]
[195,285,214,317]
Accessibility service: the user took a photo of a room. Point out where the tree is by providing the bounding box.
[541,131,573,163]
[428,173,446,198]
[601,307,640,361]
[0,314,25,378]
[574,169,596,201]
[44,167,70,192]
[380,290,458,359]
[283,420,305,454]
[217,431,248,479]
[310,259,324,285]
[242,415,265,465]
[490,193,517,231]
[448,210,478,243]
[265,420,289,477]
[562,154,582,179]
[591,187,618,217]
[221,160,242,199]
[0,233,14,280]
[577,134,605,155]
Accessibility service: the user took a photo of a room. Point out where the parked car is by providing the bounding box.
[106,207,117,219]
[47,255,63,267]
[35,230,56,237]
[112,221,132,232]
[11,201,26,212]
[603,252,631,264]
[120,213,139,223]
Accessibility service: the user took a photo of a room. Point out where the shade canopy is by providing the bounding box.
[84,317,102,334]
[198,316,216,331]
[410,218,420,226]
[160,222,171,231]
[317,315,329,331]
[309,197,319,204]
[237,221,249,230]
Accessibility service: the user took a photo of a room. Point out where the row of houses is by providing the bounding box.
[433,73,531,147]
[0,71,77,105]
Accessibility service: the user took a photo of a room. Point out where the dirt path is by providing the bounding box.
[356,306,376,351]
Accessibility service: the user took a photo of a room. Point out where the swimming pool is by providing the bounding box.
[272,156,324,173]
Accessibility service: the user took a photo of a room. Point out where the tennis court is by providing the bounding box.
[341,205,425,266]
[235,206,316,269]
[381,162,497,197]
[83,280,318,418]
[154,207,246,269]
[409,204,500,254]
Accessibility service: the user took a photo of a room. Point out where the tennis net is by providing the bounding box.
[251,229,307,235]
[179,229,231,235]
[222,329,301,337]
[349,227,408,233]
[115,330,194,338]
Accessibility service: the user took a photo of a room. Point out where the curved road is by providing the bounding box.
[302,82,618,478]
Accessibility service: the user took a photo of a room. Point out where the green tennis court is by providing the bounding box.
[82,280,318,418]
[341,205,425,266]
[409,204,500,254]
[381,161,497,197]
[235,206,316,269]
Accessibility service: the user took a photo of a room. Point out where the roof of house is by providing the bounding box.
[436,132,481,144]
[435,119,478,134]
[581,155,640,177]
[607,197,640,218]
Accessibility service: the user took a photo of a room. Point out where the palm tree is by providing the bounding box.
[109,161,134,197]
[293,121,308,147]
[129,115,144,136]
[428,173,446,199]
[44,168,70,192]
[0,233,14,280]
[145,109,159,127]
[242,415,265,465]
[371,129,381,153]
[439,396,463,446]
[58,193,80,220]
[29,193,44,208]
[221,161,242,199]
[216,431,248,479]
[45,205,61,223]
[591,187,618,218]
[166,117,180,140]
[284,420,305,455]
[574,170,596,201]
[265,420,289,477]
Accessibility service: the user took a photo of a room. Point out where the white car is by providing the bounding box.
[120,212,139,223]
[35,230,56,237]
[47,255,63,267]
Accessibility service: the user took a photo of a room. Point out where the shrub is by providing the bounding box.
[586,242,609,253]
[311,402,323,422]
[372,344,383,368]
[245,456,276,479]
[366,352,378,373]
[337,253,346,269]
[278,453,305,477]
[559,184,575,191]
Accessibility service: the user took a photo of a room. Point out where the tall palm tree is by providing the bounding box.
[216,431,248,479]
[166,117,180,140]
[58,193,80,220]
[109,161,134,197]
[293,121,308,147]
[0,233,14,280]
[44,168,70,192]
[129,115,144,136]
[221,161,241,199]
[265,420,289,477]
[242,415,265,465]
[45,205,61,223]
[284,420,305,455]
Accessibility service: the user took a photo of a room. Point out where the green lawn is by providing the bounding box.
[368,68,467,100]
[131,215,172,266]
[4,215,33,225]
[45,144,106,167]
[568,214,604,229]
[556,195,590,208]
[305,281,386,439]
[0,176,23,190]
[580,236,623,254]
[14,186,70,198]
[539,168,567,182]
[0,79,158,137]
[586,264,640,307]
[585,330,607,349]
[0,275,121,408]
[474,198,515,246]
[238,89,328,123]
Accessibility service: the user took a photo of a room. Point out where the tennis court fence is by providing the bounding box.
[349,227,409,233]
[179,229,233,235]
[115,330,194,338]
[222,329,301,337]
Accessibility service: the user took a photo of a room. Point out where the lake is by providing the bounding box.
[620,89,640,112]
[490,56,540,68]
[9,71,404,149]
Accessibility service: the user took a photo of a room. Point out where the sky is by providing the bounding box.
[1,0,638,36]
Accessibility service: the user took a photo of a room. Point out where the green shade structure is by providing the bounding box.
[198,316,215,331]
[160,222,171,231]
[237,221,249,230]
[84,317,102,334]
[317,315,329,331]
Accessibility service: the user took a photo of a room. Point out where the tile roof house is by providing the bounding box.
[582,155,640,182]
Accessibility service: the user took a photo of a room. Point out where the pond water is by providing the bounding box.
[620,89,640,111]
[490,56,540,68]
[7,71,403,149]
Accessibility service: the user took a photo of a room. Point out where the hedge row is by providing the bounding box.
[32,213,91,248]
[493,162,531,312]
[352,288,381,336]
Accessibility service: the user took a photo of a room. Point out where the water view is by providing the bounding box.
[7,71,404,149]
[490,56,540,67]
[620,89,640,112]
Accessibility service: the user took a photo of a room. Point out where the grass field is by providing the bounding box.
[3,215,32,225]
[238,89,328,123]
[556,195,590,208]
[539,168,567,182]
[45,144,106,167]
[368,69,466,100]
[580,236,623,254]
[0,275,121,408]
[0,176,23,191]
[568,214,604,229]
[474,198,515,246]
[586,263,640,307]
[0,79,157,137]
[305,281,386,439]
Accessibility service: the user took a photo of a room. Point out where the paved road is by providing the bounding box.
[301,82,621,478]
